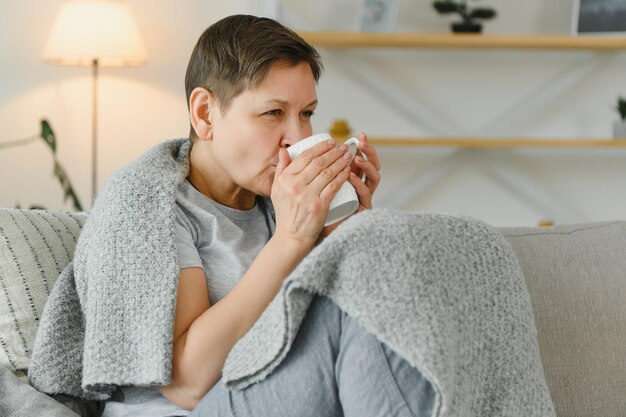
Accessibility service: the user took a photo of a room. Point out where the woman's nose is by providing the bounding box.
[280,120,310,148]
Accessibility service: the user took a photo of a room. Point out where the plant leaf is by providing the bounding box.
[40,119,57,153]
[53,160,84,212]
[470,8,496,19]
[8,119,83,211]
[433,1,460,14]
[616,96,626,120]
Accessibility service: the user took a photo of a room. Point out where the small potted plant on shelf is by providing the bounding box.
[432,0,496,34]
[613,96,626,139]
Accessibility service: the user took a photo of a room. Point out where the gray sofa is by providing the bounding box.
[0,208,624,416]
[500,221,626,417]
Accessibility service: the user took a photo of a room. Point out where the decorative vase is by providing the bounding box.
[613,120,626,139]
[451,21,482,33]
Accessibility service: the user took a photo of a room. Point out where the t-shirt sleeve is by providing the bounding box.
[175,206,204,270]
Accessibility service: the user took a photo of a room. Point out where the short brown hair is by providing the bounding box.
[185,14,323,140]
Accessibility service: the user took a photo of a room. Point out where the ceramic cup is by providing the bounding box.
[287,133,360,226]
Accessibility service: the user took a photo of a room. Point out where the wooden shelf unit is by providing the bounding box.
[308,33,626,148]
[367,137,626,148]
[298,32,626,51]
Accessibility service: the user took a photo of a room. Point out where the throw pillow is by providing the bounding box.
[0,208,86,374]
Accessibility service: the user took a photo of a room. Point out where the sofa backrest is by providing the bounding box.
[500,221,626,417]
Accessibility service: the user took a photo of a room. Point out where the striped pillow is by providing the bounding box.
[0,208,87,375]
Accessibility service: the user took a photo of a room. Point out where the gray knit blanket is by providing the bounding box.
[29,138,193,399]
[223,210,556,416]
[29,138,555,416]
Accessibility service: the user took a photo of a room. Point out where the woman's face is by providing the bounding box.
[209,61,318,198]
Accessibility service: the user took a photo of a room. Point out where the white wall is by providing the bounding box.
[1,0,625,226]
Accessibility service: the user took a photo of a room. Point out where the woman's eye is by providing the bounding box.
[302,110,315,119]
[264,109,282,116]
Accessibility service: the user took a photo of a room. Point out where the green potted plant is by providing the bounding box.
[432,0,496,33]
[613,96,626,139]
[1,120,83,210]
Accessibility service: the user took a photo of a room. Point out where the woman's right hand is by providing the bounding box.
[271,139,353,246]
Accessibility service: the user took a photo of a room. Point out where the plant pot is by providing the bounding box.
[451,21,483,33]
[613,120,626,139]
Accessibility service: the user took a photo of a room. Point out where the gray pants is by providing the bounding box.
[190,296,435,417]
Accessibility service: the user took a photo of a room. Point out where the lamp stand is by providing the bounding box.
[91,58,99,204]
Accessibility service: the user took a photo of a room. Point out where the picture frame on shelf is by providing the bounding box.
[571,0,626,36]
[356,0,400,33]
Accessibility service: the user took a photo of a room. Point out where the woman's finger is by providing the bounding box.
[353,155,381,194]
[298,144,350,185]
[283,138,337,175]
[351,133,381,194]
[274,148,290,180]
[309,153,350,199]
[318,165,351,207]
[356,132,381,171]
[349,172,373,209]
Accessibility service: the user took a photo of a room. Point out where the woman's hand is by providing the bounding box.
[319,132,381,238]
[271,139,353,247]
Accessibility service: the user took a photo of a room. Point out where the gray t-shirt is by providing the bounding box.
[102,179,274,417]
[175,179,274,305]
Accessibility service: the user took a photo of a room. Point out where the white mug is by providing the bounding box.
[287,133,360,226]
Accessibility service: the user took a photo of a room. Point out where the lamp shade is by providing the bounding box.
[43,0,147,66]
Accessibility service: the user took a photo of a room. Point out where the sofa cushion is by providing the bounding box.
[0,366,80,416]
[500,221,626,417]
[0,209,86,374]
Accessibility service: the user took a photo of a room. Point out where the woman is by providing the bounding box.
[137,14,434,417]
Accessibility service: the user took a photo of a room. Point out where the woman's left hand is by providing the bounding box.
[319,132,381,238]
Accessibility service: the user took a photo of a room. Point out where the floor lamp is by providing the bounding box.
[42,0,147,205]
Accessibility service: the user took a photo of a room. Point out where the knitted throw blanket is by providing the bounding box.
[29,138,555,415]
[29,138,192,399]
[222,210,556,417]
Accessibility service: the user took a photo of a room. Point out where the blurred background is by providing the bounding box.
[1,0,625,226]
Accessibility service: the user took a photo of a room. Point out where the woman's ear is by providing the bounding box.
[189,87,217,140]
